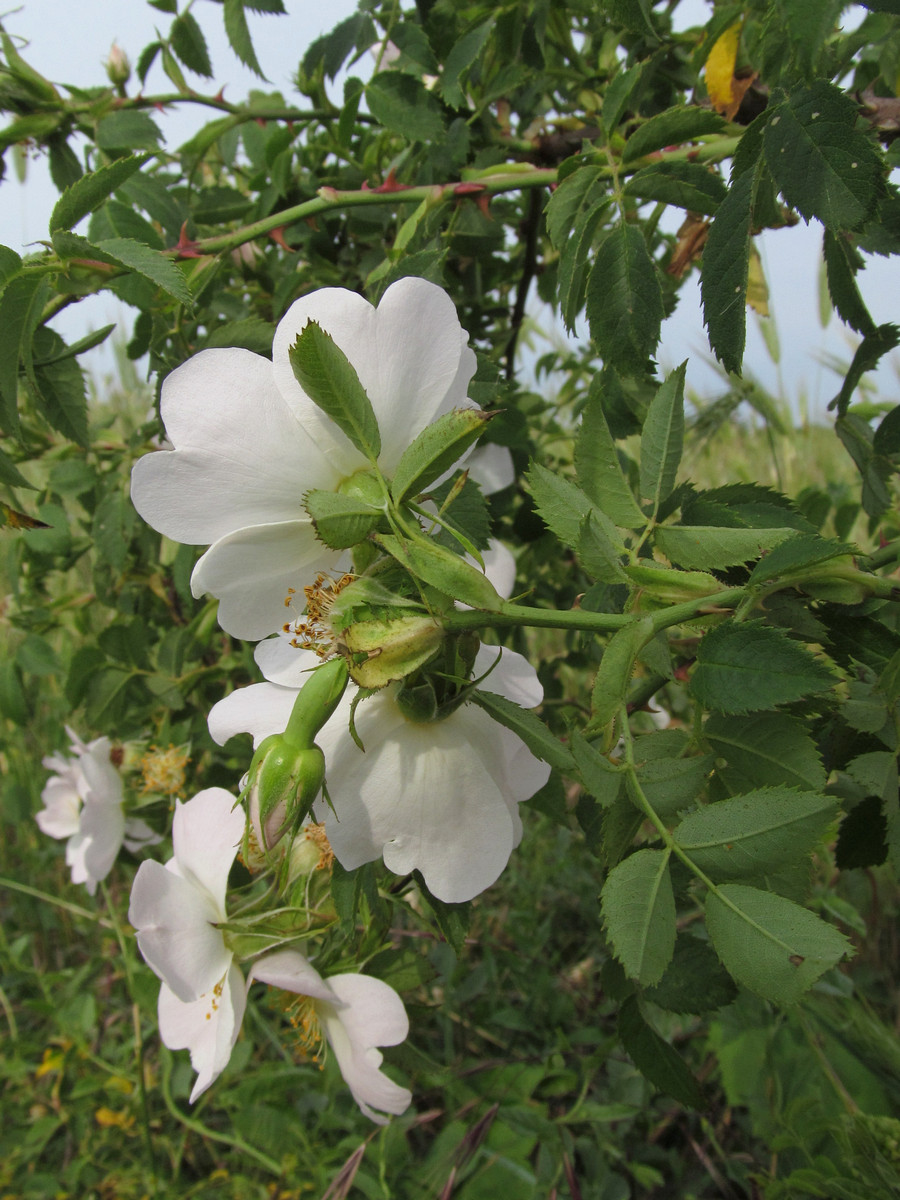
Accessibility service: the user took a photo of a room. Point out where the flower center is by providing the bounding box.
[282,572,355,657]
[141,744,189,796]
[279,992,326,1069]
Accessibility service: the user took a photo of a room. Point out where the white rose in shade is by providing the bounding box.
[37,729,159,895]
[208,644,551,904]
[130,277,478,641]
[249,949,411,1124]
[129,789,248,1102]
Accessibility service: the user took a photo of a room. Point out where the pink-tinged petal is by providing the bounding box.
[467,444,515,494]
[474,645,544,709]
[254,636,322,689]
[315,695,517,902]
[131,349,338,546]
[248,949,338,1006]
[271,278,475,476]
[171,790,244,915]
[208,682,299,749]
[129,860,230,1002]
[191,520,337,641]
[322,975,411,1123]
[158,962,246,1103]
[78,797,126,889]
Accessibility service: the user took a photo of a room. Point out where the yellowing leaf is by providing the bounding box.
[95,1106,135,1129]
[705,23,742,118]
[746,244,769,316]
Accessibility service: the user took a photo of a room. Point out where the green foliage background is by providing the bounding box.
[2,1,900,1196]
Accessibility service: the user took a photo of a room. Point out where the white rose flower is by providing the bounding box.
[130,277,478,641]
[208,644,551,904]
[37,729,158,895]
[249,949,411,1124]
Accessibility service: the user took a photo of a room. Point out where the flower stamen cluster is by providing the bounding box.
[283,572,355,657]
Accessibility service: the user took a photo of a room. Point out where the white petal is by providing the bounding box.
[191,519,338,640]
[271,278,475,476]
[36,779,81,839]
[131,349,338,545]
[322,975,411,1122]
[158,962,247,1103]
[248,948,338,1006]
[480,540,516,601]
[208,682,299,749]
[78,797,126,889]
[254,636,322,688]
[171,789,245,915]
[128,860,231,1002]
[123,817,163,851]
[316,694,517,902]
[475,645,544,709]
[466,444,515,494]
[80,745,123,807]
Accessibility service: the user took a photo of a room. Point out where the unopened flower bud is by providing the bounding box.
[105,43,131,88]
[247,736,326,853]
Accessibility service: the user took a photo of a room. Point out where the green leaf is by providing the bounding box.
[374,532,503,611]
[0,445,32,489]
[704,712,826,793]
[544,166,610,330]
[289,320,381,461]
[95,111,162,152]
[191,185,252,223]
[835,412,893,518]
[0,272,50,436]
[391,409,493,504]
[622,105,725,164]
[223,0,266,78]
[92,487,135,571]
[639,363,685,516]
[747,532,853,585]
[822,229,875,336]
[575,375,644,527]
[570,731,622,807]
[587,222,664,375]
[602,61,645,135]
[440,16,494,108]
[618,996,705,1107]
[366,73,445,142]
[589,616,656,737]
[705,884,852,1004]
[701,169,754,375]
[171,11,213,77]
[205,318,274,354]
[49,154,150,234]
[578,510,630,583]
[90,199,164,249]
[690,621,838,714]
[637,754,713,820]
[470,689,574,770]
[545,164,605,249]
[830,323,900,417]
[644,935,738,1015]
[0,244,22,289]
[602,848,676,986]
[32,344,88,447]
[526,461,624,557]
[96,237,191,305]
[763,82,882,231]
[656,525,798,570]
[302,490,381,549]
[429,474,491,552]
[623,161,727,216]
[674,787,836,881]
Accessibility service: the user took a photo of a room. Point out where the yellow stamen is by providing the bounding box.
[279,992,326,1069]
[282,572,355,658]
[140,744,189,796]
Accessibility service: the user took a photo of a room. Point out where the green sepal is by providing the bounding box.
[374,532,504,611]
[303,488,382,549]
[391,408,494,504]
[289,319,381,461]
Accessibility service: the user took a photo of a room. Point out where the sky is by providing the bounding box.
[0,0,895,418]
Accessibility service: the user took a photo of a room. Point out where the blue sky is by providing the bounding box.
[1,0,896,417]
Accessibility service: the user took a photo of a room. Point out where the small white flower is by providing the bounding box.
[209,644,551,903]
[129,788,247,1102]
[130,278,479,641]
[249,949,411,1124]
[37,729,158,895]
